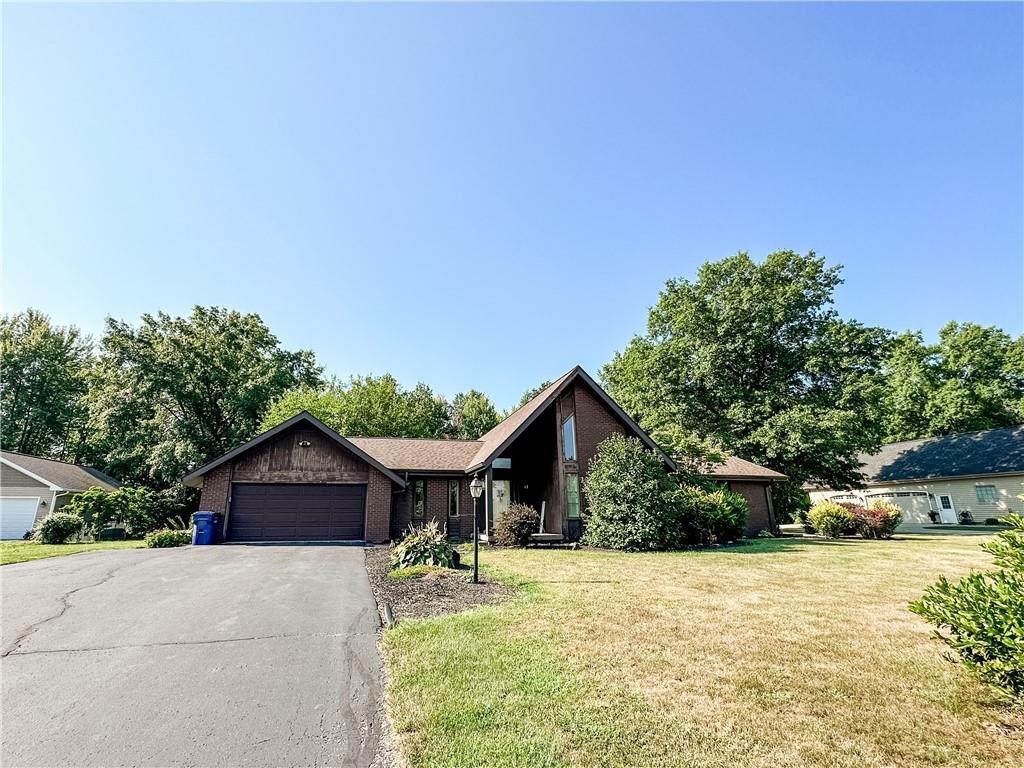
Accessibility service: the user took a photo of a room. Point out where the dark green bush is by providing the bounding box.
[33,512,85,544]
[911,515,1024,699]
[494,503,540,547]
[679,484,748,544]
[582,434,684,551]
[807,500,854,538]
[145,528,192,548]
[391,521,459,569]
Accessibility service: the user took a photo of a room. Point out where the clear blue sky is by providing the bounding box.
[3,2,1022,410]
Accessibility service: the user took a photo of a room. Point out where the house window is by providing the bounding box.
[448,479,459,517]
[976,485,998,504]
[562,415,577,461]
[565,473,581,519]
[413,480,426,521]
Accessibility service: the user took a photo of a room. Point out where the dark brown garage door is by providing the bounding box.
[227,484,366,541]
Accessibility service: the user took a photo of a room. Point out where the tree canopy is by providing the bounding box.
[85,307,321,486]
[1,310,93,459]
[260,375,451,438]
[603,250,889,513]
[449,390,501,439]
[881,323,1024,442]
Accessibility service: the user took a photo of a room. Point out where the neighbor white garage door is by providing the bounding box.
[0,497,40,540]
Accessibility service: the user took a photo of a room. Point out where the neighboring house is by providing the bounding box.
[183,366,785,543]
[0,451,120,539]
[807,425,1024,528]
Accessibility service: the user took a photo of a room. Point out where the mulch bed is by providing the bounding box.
[364,546,514,623]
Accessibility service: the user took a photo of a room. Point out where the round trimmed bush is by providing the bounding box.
[494,503,540,547]
[807,500,854,539]
[33,512,85,544]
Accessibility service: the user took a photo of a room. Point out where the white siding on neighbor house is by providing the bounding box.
[809,473,1024,527]
[1,463,56,528]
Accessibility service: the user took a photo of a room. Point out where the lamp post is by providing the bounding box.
[469,474,484,584]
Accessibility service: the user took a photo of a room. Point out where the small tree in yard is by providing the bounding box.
[62,486,163,538]
[911,515,1024,700]
[582,434,683,551]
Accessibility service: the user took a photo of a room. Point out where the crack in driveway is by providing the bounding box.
[1,557,147,657]
[3,629,380,657]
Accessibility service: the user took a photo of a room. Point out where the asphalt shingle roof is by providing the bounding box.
[702,456,787,481]
[1,450,119,492]
[855,425,1024,483]
[348,437,483,473]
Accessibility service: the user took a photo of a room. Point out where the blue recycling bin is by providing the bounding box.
[192,512,216,545]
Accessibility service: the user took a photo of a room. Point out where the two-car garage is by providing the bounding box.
[183,413,404,543]
[226,483,366,542]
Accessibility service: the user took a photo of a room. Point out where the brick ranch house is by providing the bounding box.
[182,366,785,543]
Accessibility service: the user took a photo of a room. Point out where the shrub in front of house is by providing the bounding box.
[911,514,1024,700]
[144,528,192,548]
[678,484,748,545]
[807,500,854,538]
[32,512,85,544]
[851,501,903,539]
[391,521,460,569]
[493,503,540,547]
[582,434,685,551]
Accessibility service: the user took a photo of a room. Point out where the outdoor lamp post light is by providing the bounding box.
[469,474,484,584]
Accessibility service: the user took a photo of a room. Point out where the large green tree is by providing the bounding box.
[1,310,93,459]
[881,323,1024,442]
[88,307,320,486]
[603,251,889,514]
[450,390,501,439]
[261,375,450,438]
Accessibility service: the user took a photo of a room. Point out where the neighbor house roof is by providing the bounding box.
[0,450,119,492]
[348,437,482,473]
[852,425,1024,484]
[701,456,787,481]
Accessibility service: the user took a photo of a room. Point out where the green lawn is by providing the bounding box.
[383,535,1023,768]
[0,539,147,565]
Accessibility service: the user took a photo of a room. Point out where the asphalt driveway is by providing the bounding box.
[1,545,383,768]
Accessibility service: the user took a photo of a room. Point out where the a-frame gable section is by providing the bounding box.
[181,412,405,487]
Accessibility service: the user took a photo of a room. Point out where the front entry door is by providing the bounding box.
[936,494,957,524]
[491,480,510,531]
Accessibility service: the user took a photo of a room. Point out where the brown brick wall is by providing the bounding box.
[729,481,774,535]
[198,463,232,514]
[365,468,392,543]
[573,383,627,516]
